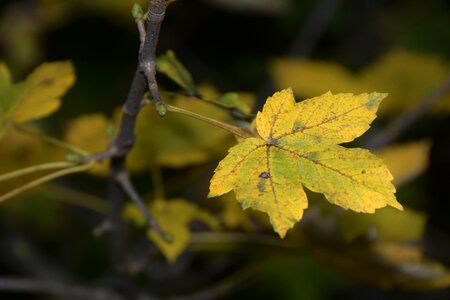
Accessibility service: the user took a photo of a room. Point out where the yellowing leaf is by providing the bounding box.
[0,64,25,138]
[0,129,66,192]
[216,92,254,117]
[338,206,426,242]
[0,64,18,116]
[209,89,402,238]
[0,129,65,173]
[0,61,74,139]
[377,140,431,186]
[124,199,220,262]
[271,59,365,96]
[64,114,111,175]
[11,61,75,122]
[361,49,450,114]
[371,243,450,290]
[157,50,197,95]
[220,194,255,231]
[272,49,450,115]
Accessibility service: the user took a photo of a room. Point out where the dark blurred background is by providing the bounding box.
[1,0,450,299]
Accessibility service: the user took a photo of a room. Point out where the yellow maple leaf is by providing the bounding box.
[124,199,220,263]
[209,88,402,238]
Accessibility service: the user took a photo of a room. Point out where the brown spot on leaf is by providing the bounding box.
[39,78,54,86]
[259,172,270,179]
[361,170,366,174]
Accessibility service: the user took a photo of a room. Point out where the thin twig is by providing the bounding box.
[115,169,170,242]
[367,74,450,149]
[0,277,124,300]
[166,104,254,138]
[0,162,75,182]
[105,163,128,272]
[0,162,94,203]
[136,19,147,53]
[140,0,167,114]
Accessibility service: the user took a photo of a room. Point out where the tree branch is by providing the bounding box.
[96,0,169,271]
[116,168,170,242]
[140,0,167,115]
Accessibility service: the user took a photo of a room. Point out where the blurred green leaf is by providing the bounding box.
[157,50,197,95]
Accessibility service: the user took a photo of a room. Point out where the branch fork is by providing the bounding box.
[85,1,172,267]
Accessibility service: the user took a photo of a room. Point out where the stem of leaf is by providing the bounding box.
[166,104,254,138]
[0,162,94,203]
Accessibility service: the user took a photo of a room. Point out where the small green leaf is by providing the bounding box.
[156,50,197,95]
[65,153,82,164]
[218,92,253,116]
[131,2,144,19]
[0,61,74,140]
[155,103,167,117]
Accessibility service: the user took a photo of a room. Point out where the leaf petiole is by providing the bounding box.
[166,104,254,138]
[0,162,76,183]
[0,161,95,203]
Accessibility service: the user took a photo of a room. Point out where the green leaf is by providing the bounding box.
[218,92,253,116]
[0,61,75,139]
[11,61,75,123]
[156,50,197,95]
[131,2,144,19]
[0,63,27,138]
